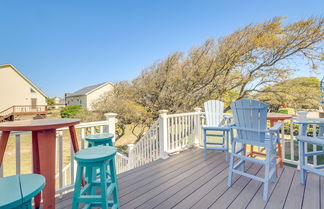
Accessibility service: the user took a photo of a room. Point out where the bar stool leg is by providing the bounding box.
[100,163,109,209]
[109,158,120,208]
[72,165,83,209]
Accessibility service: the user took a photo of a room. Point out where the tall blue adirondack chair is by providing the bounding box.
[296,122,324,184]
[203,100,231,161]
[228,99,281,201]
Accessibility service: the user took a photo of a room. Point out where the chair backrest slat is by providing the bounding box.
[204,100,224,127]
[231,99,268,143]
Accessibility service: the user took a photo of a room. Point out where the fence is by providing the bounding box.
[1,109,319,196]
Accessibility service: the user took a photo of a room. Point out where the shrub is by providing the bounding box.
[278,108,295,114]
[60,105,82,118]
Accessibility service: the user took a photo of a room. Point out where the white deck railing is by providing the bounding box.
[1,109,319,196]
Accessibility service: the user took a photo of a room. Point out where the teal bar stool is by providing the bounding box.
[0,174,45,209]
[85,133,114,147]
[85,133,114,182]
[72,146,119,209]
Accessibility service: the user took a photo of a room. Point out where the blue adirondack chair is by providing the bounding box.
[203,100,231,161]
[228,99,281,201]
[295,122,324,184]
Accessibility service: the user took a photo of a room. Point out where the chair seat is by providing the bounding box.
[75,146,117,163]
[0,174,45,208]
[85,133,114,142]
[202,125,230,131]
[297,136,324,146]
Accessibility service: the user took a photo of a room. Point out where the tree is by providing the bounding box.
[254,77,321,111]
[92,84,153,142]
[132,17,323,112]
[47,98,55,106]
[94,16,324,139]
[60,105,83,118]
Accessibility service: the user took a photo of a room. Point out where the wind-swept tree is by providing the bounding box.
[94,16,324,139]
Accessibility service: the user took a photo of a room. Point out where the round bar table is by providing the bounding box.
[0,119,80,209]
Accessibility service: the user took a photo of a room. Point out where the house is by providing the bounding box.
[0,64,47,121]
[51,97,65,109]
[65,82,113,110]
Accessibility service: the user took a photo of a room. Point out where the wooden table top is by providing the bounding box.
[0,119,80,131]
[267,113,294,119]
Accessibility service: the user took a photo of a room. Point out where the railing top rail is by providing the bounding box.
[13,105,47,107]
[166,112,202,118]
[0,106,14,115]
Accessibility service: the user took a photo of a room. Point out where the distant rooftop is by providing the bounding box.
[67,82,111,97]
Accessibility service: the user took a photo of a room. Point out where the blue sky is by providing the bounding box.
[0,0,323,97]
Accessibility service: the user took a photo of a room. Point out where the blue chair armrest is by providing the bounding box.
[269,122,282,133]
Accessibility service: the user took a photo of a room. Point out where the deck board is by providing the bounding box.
[55,148,323,209]
[302,173,321,209]
[283,170,305,209]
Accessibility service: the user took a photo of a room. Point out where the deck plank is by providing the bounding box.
[208,164,262,209]
[173,163,231,209]
[224,167,265,209]
[118,148,199,183]
[121,151,224,208]
[302,173,320,209]
[154,160,231,209]
[119,148,204,194]
[190,163,259,209]
[264,166,295,209]
[138,157,229,208]
[283,169,305,209]
[241,163,285,209]
[321,177,324,209]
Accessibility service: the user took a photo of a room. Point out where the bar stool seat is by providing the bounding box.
[0,174,45,209]
[85,133,114,147]
[72,146,119,209]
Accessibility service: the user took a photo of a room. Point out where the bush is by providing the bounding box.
[60,105,82,118]
[278,108,295,114]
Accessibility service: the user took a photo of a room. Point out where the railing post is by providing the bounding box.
[159,110,169,159]
[127,144,134,169]
[194,107,202,146]
[104,113,117,143]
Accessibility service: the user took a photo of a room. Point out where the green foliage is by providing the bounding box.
[47,98,55,106]
[278,108,295,114]
[255,77,321,111]
[60,105,82,118]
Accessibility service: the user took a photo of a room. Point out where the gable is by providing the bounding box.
[0,64,47,98]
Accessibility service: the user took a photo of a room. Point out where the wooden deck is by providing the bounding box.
[56,148,324,209]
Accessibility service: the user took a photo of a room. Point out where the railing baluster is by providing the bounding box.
[15,134,21,175]
[290,119,294,161]
[312,124,317,166]
[81,128,85,149]
[58,131,63,194]
[70,140,75,185]
[281,121,285,164]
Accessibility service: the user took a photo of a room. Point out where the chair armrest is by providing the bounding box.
[269,122,283,133]
[226,122,235,127]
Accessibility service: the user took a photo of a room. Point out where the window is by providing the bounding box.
[30,88,36,93]
[80,100,82,104]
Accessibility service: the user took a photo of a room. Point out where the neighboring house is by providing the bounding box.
[65,82,113,110]
[52,97,65,109]
[0,64,47,121]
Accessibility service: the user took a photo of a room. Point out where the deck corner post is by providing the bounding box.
[194,107,202,146]
[127,144,135,169]
[159,110,169,159]
[104,113,117,142]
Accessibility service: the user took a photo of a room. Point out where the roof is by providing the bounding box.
[67,82,113,97]
[0,64,47,98]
